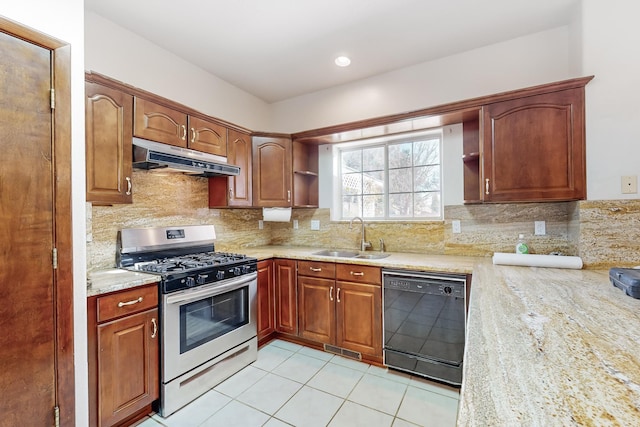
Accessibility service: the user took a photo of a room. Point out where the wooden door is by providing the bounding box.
[85,82,133,204]
[97,309,159,427]
[482,87,586,202]
[252,136,292,207]
[298,276,335,344]
[188,115,227,156]
[133,97,188,147]
[274,259,297,335]
[0,28,71,426]
[335,281,382,357]
[257,260,275,342]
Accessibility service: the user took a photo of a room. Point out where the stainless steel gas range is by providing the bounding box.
[117,225,258,417]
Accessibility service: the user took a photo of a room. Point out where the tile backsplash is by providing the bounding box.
[87,170,640,271]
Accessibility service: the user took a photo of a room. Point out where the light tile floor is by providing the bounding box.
[135,340,459,427]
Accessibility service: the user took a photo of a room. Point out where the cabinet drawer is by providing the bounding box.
[336,264,381,285]
[298,260,335,279]
[97,285,158,323]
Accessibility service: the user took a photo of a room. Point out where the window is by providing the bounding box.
[336,130,442,220]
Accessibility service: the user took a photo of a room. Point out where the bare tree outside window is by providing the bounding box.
[339,131,442,220]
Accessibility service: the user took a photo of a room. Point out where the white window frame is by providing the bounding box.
[331,129,443,221]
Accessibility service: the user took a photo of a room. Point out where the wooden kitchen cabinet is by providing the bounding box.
[274,258,298,335]
[133,98,227,156]
[297,261,336,344]
[252,135,293,207]
[292,140,319,208]
[209,128,253,207]
[85,81,133,204]
[88,284,160,427]
[257,259,275,343]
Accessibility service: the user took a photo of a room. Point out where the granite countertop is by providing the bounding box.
[458,260,640,426]
[87,269,160,297]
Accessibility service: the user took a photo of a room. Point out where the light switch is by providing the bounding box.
[258,220,264,230]
[534,221,546,236]
[452,220,461,234]
[293,219,299,229]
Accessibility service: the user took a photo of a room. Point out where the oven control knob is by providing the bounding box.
[185,277,196,288]
[216,271,225,280]
[443,286,452,295]
[196,274,207,285]
[242,265,251,274]
[233,267,241,276]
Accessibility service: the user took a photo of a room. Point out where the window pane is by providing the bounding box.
[363,146,384,171]
[414,165,440,192]
[413,139,440,166]
[363,171,384,194]
[342,172,362,195]
[415,192,441,217]
[388,142,412,168]
[341,150,361,172]
[389,193,413,217]
[342,195,361,217]
[389,168,412,193]
[363,194,384,217]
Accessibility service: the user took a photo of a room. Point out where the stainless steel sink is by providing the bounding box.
[312,249,390,259]
[312,249,359,258]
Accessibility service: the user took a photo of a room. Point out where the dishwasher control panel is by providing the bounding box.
[382,270,465,298]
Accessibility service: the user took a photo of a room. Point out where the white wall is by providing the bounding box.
[1,1,88,424]
[582,0,640,200]
[271,26,573,133]
[85,12,272,131]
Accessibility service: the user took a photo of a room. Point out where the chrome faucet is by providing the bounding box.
[349,216,372,251]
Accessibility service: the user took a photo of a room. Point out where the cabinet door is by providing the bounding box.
[252,136,292,207]
[298,276,335,344]
[133,98,188,148]
[335,281,382,357]
[85,82,133,204]
[482,87,586,202]
[274,259,297,334]
[188,115,227,156]
[97,308,159,427]
[208,129,253,208]
[257,260,275,342]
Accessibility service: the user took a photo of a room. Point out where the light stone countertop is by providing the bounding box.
[458,260,640,426]
[86,269,160,297]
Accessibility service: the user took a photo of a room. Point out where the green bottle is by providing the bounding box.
[516,234,529,254]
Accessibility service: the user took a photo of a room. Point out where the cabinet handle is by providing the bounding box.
[151,318,157,339]
[329,286,334,301]
[287,190,291,203]
[125,176,132,195]
[337,288,341,303]
[117,296,142,308]
[350,271,364,277]
[310,267,322,272]
[229,188,234,200]
[181,124,187,140]
[485,178,490,195]
[191,127,196,143]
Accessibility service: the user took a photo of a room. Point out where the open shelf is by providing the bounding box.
[292,141,319,208]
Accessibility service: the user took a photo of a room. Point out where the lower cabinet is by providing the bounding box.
[274,258,298,335]
[88,284,159,427]
[298,261,382,358]
[257,259,275,342]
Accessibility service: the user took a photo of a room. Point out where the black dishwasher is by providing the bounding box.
[382,269,466,386]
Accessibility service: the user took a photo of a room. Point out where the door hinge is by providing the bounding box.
[50,88,55,110]
[54,406,60,427]
[52,248,58,270]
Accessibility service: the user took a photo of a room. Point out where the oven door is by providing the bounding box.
[162,272,257,382]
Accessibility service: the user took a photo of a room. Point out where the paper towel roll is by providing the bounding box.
[262,207,292,222]
[492,252,583,269]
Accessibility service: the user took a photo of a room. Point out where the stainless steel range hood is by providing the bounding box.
[132,138,240,177]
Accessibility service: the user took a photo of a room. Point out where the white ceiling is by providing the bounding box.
[85,0,579,103]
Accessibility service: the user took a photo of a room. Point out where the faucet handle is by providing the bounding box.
[379,238,385,253]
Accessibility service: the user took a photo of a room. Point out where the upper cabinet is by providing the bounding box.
[133,98,227,156]
[481,87,586,202]
[209,129,253,207]
[85,81,133,204]
[252,135,293,207]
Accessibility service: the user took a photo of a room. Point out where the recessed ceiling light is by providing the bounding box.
[334,56,351,67]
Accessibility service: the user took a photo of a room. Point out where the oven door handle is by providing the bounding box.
[165,273,256,305]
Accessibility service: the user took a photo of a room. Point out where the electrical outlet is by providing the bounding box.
[452,220,461,234]
[534,221,546,236]
[310,220,320,230]
[621,175,638,194]
[293,219,299,229]
[258,220,264,230]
